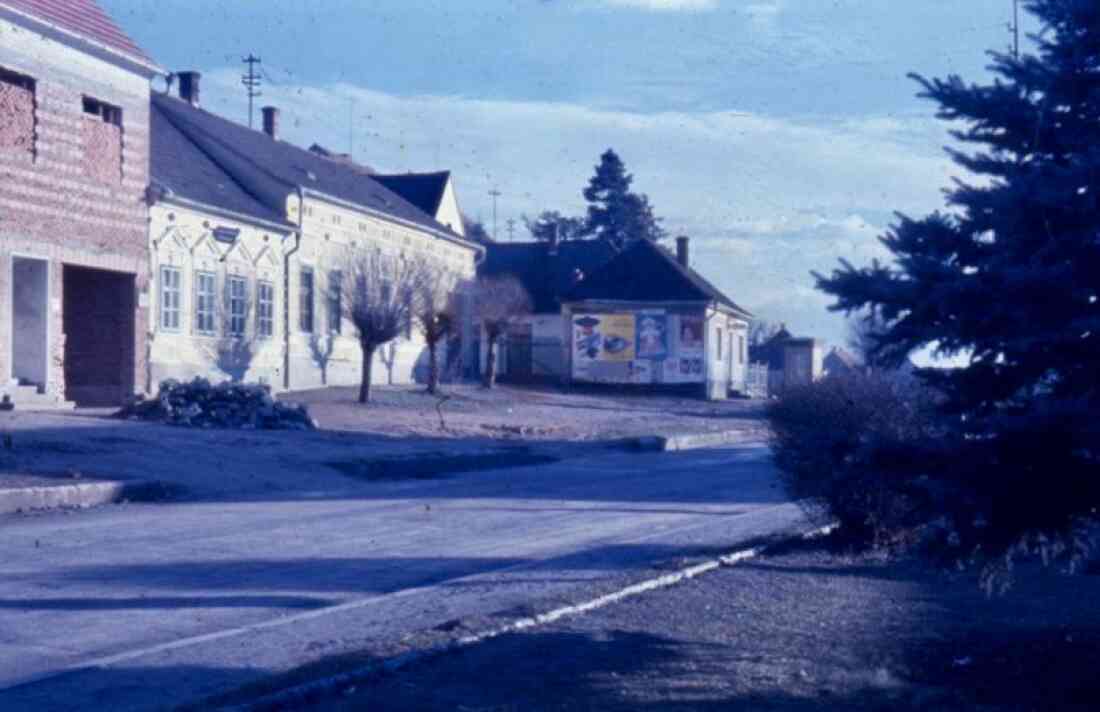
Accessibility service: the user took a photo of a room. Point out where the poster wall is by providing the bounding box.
[573,310,705,384]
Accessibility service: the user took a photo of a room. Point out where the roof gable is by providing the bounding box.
[151,94,475,245]
[564,239,751,317]
[371,171,450,217]
[1,0,155,67]
[150,103,292,229]
[480,240,617,314]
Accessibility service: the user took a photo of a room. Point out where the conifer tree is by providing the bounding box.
[581,149,666,249]
[815,0,1100,549]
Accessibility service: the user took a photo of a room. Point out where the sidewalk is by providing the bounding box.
[0,385,766,510]
[297,540,1100,712]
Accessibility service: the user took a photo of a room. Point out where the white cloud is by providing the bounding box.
[196,69,956,346]
[594,0,717,10]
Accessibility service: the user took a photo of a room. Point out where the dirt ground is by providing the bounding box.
[0,384,765,500]
[297,540,1100,712]
[283,384,767,442]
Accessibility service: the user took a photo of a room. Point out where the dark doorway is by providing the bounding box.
[62,265,135,406]
[503,323,533,382]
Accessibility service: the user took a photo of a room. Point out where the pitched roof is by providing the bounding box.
[371,171,451,217]
[564,239,752,317]
[480,240,617,314]
[151,93,474,245]
[0,0,155,66]
[150,102,293,229]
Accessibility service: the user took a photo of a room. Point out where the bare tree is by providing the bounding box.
[415,268,463,395]
[473,276,531,389]
[208,277,256,383]
[341,250,434,404]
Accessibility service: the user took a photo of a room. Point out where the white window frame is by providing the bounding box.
[299,267,315,333]
[327,270,342,335]
[257,280,274,339]
[194,270,217,336]
[227,275,248,337]
[159,266,182,332]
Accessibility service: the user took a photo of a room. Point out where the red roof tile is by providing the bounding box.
[1,0,154,66]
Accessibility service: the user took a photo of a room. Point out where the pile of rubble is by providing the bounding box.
[116,378,316,430]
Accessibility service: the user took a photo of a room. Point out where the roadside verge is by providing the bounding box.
[0,479,176,515]
[205,523,834,712]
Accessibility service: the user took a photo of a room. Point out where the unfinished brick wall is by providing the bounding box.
[81,115,121,184]
[0,81,34,156]
[0,27,151,400]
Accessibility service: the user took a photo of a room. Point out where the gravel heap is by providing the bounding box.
[116,378,316,430]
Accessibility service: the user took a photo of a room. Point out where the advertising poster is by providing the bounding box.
[599,313,636,362]
[678,315,704,355]
[572,314,601,379]
[634,311,668,360]
[573,313,635,379]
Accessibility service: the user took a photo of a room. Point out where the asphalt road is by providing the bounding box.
[0,443,806,711]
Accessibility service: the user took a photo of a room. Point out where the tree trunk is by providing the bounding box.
[359,342,376,404]
[483,335,497,389]
[427,338,439,395]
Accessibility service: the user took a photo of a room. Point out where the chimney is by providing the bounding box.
[548,222,560,256]
[675,235,690,268]
[262,106,279,140]
[176,71,201,106]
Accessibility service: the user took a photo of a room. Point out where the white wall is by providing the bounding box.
[285,195,479,391]
[148,202,288,390]
[11,257,49,387]
[435,178,465,236]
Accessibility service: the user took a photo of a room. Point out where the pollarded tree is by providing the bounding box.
[414,267,464,395]
[473,275,531,389]
[581,149,666,250]
[341,251,434,404]
[815,0,1100,552]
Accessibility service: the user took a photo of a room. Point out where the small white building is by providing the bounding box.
[147,86,296,388]
[561,237,752,400]
[147,75,482,393]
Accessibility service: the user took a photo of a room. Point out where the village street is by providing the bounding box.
[0,441,806,711]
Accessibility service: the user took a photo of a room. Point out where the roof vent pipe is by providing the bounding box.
[675,235,690,268]
[262,106,279,140]
[177,71,201,106]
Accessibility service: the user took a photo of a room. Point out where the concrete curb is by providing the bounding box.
[0,480,173,515]
[631,429,753,452]
[216,523,836,712]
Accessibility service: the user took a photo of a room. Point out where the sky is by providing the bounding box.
[101,0,1038,348]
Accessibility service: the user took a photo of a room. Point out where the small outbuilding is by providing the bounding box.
[561,237,752,400]
[749,325,824,394]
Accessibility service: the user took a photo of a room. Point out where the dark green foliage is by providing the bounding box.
[524,210,587,242]
[768,373,946,547]
[462,214,493,244]
[581,149,666,249]
[812,0,1100,555]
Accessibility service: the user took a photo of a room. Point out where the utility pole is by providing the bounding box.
[506,218,516,242]
[1010,0,1020,59]
[241,54,262,128]
[347,97,355,159]
[488,188,502,241]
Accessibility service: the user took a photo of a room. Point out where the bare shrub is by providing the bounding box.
[767,370,945,547]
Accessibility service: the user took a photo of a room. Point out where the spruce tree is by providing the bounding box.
[582,149,666,249]
[815,0,1100,550]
